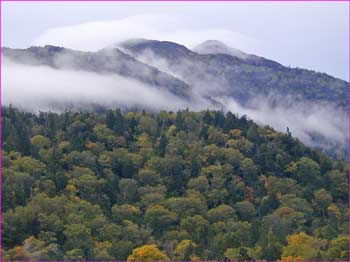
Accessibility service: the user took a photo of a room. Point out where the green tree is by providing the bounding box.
[144,205,177,235]
[326,235,349,260]
[180,215,209,245]
[313,189,332,217]
[111,204,141,223]
[235,201,256,221]
[207,204,235,223]
[288,157,321,185]
[63,224,93,257]
[224,247,254,260]
[119,178,138,203]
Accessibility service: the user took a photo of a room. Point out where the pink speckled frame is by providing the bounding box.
[0,1,349,262]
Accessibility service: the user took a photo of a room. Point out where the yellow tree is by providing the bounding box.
[281,232,326,260]
[128,244,169,261]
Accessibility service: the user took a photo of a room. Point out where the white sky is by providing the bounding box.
[2,1,349,80]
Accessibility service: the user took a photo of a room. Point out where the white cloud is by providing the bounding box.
[33,14,256,51]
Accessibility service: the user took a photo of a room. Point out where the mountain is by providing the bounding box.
[5,41,347,109]
[193,40,255,60]
[119,39,347,108]
[2,45,191,99]
[3,40,348,157]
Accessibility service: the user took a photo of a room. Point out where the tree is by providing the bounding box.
[64,249,85,260]
[111,204,141,223]
[327,170,348,201]
[235,201,256,221]
[93,241,113,260]
[22,235,63,260]
[313,189,332,217]
[207,126,227,146]
[224,247,254,260]
[144,205,177,235]
[187,175,209,193]
[119,178,138,203]
[180,215,209,245]
[110,240,134,260]
[63,224,93,257]
[3,246,31,260]
[31,135,51,150]
[138,115,158,136]
[254,229,283,260]
[12,156,46,179]
[279,194,313,216]
[93,124,116,149]
[106,110,116,130]
[165,196,207,219]
[74,173,103,202]
[326,235,349,260]
[114,109,125,135]
[137,169,161,186]
[288,157,321,185]
[281,232,326,260]
[127,245,169,261]
[240,158,258,183]
[158,133,168,157]
[174,240,198,260]
[247,124,260,143]
[207,204,235,223]
[3,168,34,210]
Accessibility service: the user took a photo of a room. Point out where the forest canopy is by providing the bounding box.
[2,106,349,260]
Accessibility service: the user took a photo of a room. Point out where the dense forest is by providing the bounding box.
[2,106,349,261]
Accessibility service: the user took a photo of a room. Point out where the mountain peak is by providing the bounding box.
[193,40,250,59]
[118,39,193,59]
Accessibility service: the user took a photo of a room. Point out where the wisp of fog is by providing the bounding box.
[2,54,347,150]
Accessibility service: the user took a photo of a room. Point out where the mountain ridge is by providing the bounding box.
[118,39,347,108]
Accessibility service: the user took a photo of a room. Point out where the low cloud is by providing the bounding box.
[2,58,189,112]
[220,96,347,146]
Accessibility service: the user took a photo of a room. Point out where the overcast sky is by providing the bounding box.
[2,1,349,81]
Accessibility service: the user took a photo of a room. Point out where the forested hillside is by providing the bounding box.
[2,106,349,260]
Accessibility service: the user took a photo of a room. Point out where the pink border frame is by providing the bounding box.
[0,0,349,261]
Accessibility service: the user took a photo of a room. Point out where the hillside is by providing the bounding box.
[2,107,348,260]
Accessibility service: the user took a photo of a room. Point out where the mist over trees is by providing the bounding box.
[2,106,348,260]
[3,41,348,159]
